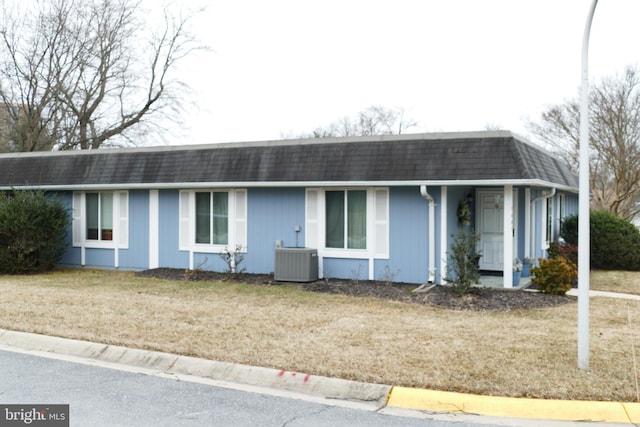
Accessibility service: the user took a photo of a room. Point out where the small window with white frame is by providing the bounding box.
[325,190,367,249]
[179,189,247,253]
[72,191,128,248]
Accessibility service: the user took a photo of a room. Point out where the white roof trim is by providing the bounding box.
[0,178,578,193]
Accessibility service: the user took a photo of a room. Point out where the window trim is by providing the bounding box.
[325,189,367,250]
[179,189,247,254]
[72,191,129,249]
[306,187,389,260]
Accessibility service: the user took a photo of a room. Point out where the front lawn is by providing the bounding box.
[0,269,638,402]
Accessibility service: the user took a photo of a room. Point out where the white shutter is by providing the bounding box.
[72,192,83,247]
[234,189,247,250]
[179,190,191,251]
[117,191,129,248]
[374,188,389,258]
[305,189,320,249]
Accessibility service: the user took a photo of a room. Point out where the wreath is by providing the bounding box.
[457,199,471,227]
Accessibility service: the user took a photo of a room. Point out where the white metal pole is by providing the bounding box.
[578,0,598,371]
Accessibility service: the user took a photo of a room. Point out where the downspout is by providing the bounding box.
[420,185,436,283]
[532,188,556,204]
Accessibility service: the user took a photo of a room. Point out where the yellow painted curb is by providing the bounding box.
[387,387,640,423]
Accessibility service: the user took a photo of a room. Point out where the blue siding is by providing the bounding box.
[246,188,305,274]
[324,258,368,281]
[85,248,114,266]
[383,187,430,284]
[158,190,189,268]
[119,190,149,269]
[50,184,578,283]
[56,192,81,266]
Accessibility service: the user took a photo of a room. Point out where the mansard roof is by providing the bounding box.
[0,131,578,191]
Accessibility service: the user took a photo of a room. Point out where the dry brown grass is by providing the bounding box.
[1,269,639,402]
[591,270,640,295]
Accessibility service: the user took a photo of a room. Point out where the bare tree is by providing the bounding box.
[0,0,201,151]
[308,105,418,138]
[527,66,640,221]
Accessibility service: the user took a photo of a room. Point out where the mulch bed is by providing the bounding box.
[135,268,576,312]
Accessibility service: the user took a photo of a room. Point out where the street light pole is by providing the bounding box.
[578,0,598,371]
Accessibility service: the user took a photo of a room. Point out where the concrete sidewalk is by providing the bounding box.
[1,328,640,424]
[566,288,640,301]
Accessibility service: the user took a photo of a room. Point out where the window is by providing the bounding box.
[325,190,366,249]
[179,189,247,253]
[72,191,128,249]
[86,192,113,241]
[546,196,554,244]
[306,188,388,259]
[195,191,229,245]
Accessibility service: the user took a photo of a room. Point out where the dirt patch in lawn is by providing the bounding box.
[135,268,575,312]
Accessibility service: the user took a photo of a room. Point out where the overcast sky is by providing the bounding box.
[173,0,640,145]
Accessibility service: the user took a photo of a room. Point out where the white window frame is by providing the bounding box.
[72,191,129,250]
[179,189,247,254]
[546,195,554,246]
[558,193,566,239]
[306,187,389,260]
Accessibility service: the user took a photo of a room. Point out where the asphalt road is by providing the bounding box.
[0,349,523,427]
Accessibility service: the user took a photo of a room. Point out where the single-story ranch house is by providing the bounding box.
[0,131,578,288]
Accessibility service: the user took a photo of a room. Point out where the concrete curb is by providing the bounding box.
[0,329,390,409]
[387,387,640,424]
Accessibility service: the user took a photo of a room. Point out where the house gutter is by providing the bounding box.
[420,185,436,283]
[0,179,577,192]
[531,188,556,204]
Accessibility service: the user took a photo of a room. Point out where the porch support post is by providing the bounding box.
[149,190,159,269]
[440,186,448,284]
[503,185,514,288]
[524,188,531,260]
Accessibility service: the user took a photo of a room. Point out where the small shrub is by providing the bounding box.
[218,245,246,275]
[530,257,577,295]
[548,241,578,266]
[445,229,481,295]
[0,190,69,273]
[378,265,400,286]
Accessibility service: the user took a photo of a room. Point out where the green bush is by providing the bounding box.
[0,190,70,273]
[560,214,578,245]
[445,229,481,295]
[559,210,640,271]
[530,256,577,295]
[548,241,578,266]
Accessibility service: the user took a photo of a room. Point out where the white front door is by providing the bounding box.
[477,190,518,271]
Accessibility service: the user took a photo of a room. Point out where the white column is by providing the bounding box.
[503,185,514,288]
[440,186,448,284]
[149,190,159,269]
[524,188,531,260]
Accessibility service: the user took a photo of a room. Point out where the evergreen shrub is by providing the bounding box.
[559,211,640,271]
[0,190,70,273]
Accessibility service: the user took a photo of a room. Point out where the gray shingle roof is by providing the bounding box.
[0,131,578,190]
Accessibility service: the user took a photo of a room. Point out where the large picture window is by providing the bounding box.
[325,190,367,249]
[195,191,229,245]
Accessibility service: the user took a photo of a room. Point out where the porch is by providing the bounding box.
[478,273,532,290]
